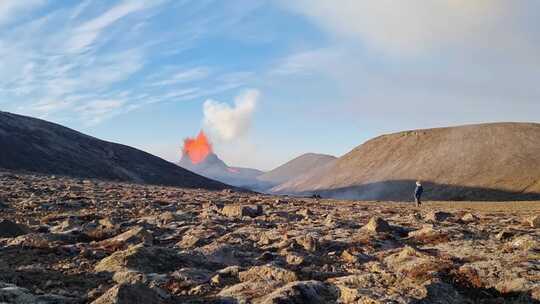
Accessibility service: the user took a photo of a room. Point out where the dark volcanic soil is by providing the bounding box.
[0,111,227,190]
[0,171,539,303]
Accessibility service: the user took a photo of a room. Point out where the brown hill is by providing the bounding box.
[257,153,337,186]
[0,111,228,190]
[273,123,540,201]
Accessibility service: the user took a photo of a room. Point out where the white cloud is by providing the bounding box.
[151,67,210,86]
[66,1,154,52]
[203,89,260,141]
[282,0,518,55]
[0,0,45,25]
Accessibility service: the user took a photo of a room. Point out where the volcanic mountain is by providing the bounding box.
[0,111,227,190]
[178,131,264,189]
[257,153,337,186]
[178,153,264,189]
[273,123,540,201]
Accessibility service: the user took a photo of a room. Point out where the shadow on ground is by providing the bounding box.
[299,180,540,201]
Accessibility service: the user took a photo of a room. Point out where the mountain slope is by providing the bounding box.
[257,153,337,185]
[0,111,227,190]
[178,153,264,188]
[273,123,540,201]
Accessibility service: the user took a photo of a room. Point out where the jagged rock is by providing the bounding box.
[362,217,391,233]
[51,217,83,233]
[171,268,212,287]
[95,244,204,273]
[0,219,29,237]
[99,226,153,249]
[7,233,53,248]
[294,235,318,252]
[199,243,243,266]
[461,213,479,223]
[297,209,313,217]
[425,211,452,222]
[408,225,448,243]
[384,246,450,281]
[82,220,118,240]
[218,280,282,303]
[495,229,514,241]
[255,280,338,304]
[0,282,75,304]
[221,204,263,218]
[509,235,539,250]
[91,283,163,304]
[239,265,298,284]
[211,266,241,286]
[176,234,205,249]
[112,271,147,285]
[525,215,540,228]
[341,250,360,264]
[458,261,538,296]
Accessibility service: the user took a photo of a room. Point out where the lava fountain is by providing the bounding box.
[182,130,213,164]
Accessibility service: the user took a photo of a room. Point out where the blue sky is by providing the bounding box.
[2,1,540,170]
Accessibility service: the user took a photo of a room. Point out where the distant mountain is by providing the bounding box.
[258,153,337,185]
[178,153,265,189]
[0,111,228,190]
[273,123,540,201]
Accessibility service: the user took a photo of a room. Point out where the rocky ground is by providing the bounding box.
[0,171,539,303]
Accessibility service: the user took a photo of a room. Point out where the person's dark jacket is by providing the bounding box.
[415,185,424,198]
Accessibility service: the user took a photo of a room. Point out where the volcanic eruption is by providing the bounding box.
[182,131,212,164]
[178,130,265,188]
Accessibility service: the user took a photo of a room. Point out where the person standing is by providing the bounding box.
[414,181,424,207]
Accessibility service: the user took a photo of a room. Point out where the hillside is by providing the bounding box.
[178,153,264,189]
[273,123,540,201]
[257,153,337,185]
[0,111,227,190]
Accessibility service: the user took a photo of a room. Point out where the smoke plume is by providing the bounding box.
[203,89,259,141]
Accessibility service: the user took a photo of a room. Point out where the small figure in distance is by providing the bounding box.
[414,181,424,207]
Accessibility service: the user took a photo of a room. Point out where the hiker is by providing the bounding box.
[414,181,424,207]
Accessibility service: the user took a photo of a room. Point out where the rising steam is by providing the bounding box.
[203,89,259,141]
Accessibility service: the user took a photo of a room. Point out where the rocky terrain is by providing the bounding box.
[274,123,540,201]
[1,171,539,303]
[0,111,226,190]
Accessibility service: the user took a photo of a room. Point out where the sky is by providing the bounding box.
[1,1,540,171]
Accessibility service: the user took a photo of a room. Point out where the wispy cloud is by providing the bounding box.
[151,67,211,86]
[0,1,256,126]
[65,1,153,53]
[0,0,45,25]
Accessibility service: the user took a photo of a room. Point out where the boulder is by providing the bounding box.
[211,266,241,286]
[294,235,318,252]
[239,265,298,284]
[99,227,153,249]
[221,204,263,218]
[425,211,452,222]
[0,219,29,238]
[255,280,338,304]
[91,283,163,304]
[495,230,514,241]
[461,213,479,223]
[112,271,147,285]
[0,281,75,304]
[525,215,540,228]
[95,244,204,274]
[171,268,213,287]
[362,217,391,233]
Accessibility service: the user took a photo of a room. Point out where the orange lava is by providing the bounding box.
[183,130,213,164]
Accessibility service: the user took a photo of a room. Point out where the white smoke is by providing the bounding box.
[203,89,259,141]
